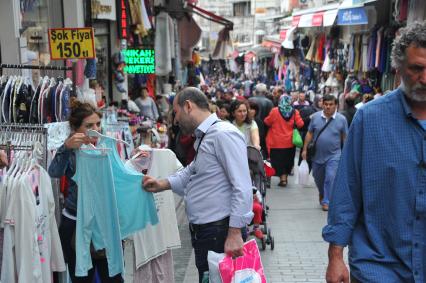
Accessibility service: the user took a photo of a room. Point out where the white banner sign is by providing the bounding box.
[92,0,116,21]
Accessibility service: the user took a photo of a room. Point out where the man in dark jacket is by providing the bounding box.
[249,83,273,157]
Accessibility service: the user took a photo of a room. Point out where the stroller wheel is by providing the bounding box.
[261,238,266,250]
[266,228,272,244]
[270,236,275,250]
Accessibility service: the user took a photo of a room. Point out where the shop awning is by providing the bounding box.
[251,46,274,59]
[298,13,314,27]
[291,15,301,27]
[312,11,324,26]
[323,9,338,26]
[337,6,368,25]
[261,39,282,53]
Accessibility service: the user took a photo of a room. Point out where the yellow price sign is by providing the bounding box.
[48,28,96,60]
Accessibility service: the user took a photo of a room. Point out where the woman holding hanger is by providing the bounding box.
[48,99,123,283]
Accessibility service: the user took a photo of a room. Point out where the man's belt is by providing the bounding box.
[189,216,230,233]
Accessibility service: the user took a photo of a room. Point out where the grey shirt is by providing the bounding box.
[168,114,254,227]
[135,97,159,121]
[308,111,348,164]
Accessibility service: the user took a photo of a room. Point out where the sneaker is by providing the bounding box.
[322,204,329,211]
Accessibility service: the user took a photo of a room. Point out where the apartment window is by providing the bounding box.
[233,1,251,17]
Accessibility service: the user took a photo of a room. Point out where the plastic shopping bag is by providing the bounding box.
[263,160,276,177]
[298,160,310,186]
[208,251,226,283]
[219,240,267,283]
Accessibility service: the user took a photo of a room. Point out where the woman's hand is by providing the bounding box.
[0,150,8,169]
[64,133,91,149]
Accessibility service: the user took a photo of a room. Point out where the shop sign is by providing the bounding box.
[337,7,368,25]
[92,0,116,20]
[123,49,155,74]
[117,0,129,39]
[48,28,96,60]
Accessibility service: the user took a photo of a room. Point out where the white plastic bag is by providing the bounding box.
[208,251,226,283]
[298,160,310,186]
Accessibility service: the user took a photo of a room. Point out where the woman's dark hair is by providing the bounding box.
[248,100,259,115]
[69,98,102,131]
[230,100,252,124]
[220,103,231,114]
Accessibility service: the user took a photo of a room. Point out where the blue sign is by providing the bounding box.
[337,7,368,25]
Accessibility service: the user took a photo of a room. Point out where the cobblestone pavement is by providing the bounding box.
[173,169,348,283]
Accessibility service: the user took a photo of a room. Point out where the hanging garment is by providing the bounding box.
[15,83,33,123]
[354,35,361,72]
[361,35,369,73]
[367,29,377,71]
[212,27,233,60]
[155,12,173,76]
[2,166,65,283]
[124,149,181,282]
[74,136,159,277]
[347,36,355,71]
[141,0,152,30]
[375,27,384,69]
[305,37,316,62]
[378,35,388,74]
[73,148,124,277]
[315,34,326,64]
[178,15,202,63]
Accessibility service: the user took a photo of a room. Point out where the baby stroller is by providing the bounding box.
[247,146,275,250]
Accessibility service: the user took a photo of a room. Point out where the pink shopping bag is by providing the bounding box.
[219,239,267,283]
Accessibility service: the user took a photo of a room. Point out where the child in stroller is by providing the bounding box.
[247,146,275,250]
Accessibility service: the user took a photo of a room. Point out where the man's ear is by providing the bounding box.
[184,100,193,113]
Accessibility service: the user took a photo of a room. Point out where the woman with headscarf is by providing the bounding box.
[264,96,304,187]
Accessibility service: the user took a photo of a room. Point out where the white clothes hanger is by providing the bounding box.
[86,129,132,147]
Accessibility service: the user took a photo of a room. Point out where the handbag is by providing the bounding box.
[292,117,303,148]
[307,118,333,161]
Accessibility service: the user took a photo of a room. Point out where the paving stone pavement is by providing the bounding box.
[173,167,348,283]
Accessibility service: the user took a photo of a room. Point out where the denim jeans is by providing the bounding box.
[190,224,247,283]
[312,158,340,205]
[190,224,228,283]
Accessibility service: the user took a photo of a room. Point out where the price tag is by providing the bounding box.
[48,28,96,60]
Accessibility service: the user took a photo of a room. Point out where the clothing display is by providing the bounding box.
[0,75,73,124]
[1,163,65,283]
[73,136,159,277]
[124,148,182,283]
[103,122,135,160]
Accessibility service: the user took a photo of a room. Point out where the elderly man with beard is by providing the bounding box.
[323,22,426,283]
[143,87,253,283]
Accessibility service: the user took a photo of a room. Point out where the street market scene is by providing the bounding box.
[0,0,425,282]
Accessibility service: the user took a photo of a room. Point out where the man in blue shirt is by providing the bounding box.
[302,94,348,211]
[323,22,426,283]
[143,87,253,282]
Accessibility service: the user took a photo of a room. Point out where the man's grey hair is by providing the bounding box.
[176,87,210,110]
[391,21,426,69]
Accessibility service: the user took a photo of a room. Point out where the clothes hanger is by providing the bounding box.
[86,129,131,147]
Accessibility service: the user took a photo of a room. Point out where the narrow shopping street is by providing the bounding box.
[173,169,348,283]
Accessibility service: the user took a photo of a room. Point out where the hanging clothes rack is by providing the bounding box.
[0,63,77,96]
[0,123,48,169]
